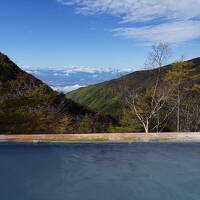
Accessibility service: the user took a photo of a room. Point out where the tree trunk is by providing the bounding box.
[177,87,180,132]
[144,120,149,133]
[156,113,160,133]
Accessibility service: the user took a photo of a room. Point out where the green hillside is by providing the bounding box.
[67,81,122,117]
[67,58,200,115]
[67,58,200,132]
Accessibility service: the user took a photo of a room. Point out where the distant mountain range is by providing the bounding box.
[22,67,134,93]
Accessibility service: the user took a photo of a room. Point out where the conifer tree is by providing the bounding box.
[165,59,194,132]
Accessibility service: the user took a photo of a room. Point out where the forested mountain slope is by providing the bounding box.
[0,53,113,133]
[67,58,200,116]
[67,58,200,132]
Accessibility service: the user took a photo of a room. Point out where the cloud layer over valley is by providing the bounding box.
[23,66,134,93]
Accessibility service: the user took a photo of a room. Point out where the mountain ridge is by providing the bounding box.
[66,57,200,117]
[0,52,113,134]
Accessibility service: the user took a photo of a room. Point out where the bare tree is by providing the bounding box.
[146,43,171,132]
[145,43,171,70]
[126,86,173,133]
[125,43,172,133]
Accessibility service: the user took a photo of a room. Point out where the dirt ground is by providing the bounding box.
[0,133,200,142]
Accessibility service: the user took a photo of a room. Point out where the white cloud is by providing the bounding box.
[22,65,135,73]
[61,66,134,75]
[22,67,41,75]
[51,84,84,93]
[58,0,200,44]
[64,66,108,74]
[113,20,200,44]
[58,0,200,22]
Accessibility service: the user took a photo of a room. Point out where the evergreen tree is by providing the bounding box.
[164,59,194,132]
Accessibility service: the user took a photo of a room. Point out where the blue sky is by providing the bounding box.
[0,0,200,70]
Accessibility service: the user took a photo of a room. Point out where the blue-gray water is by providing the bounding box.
[0,142,200,200]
